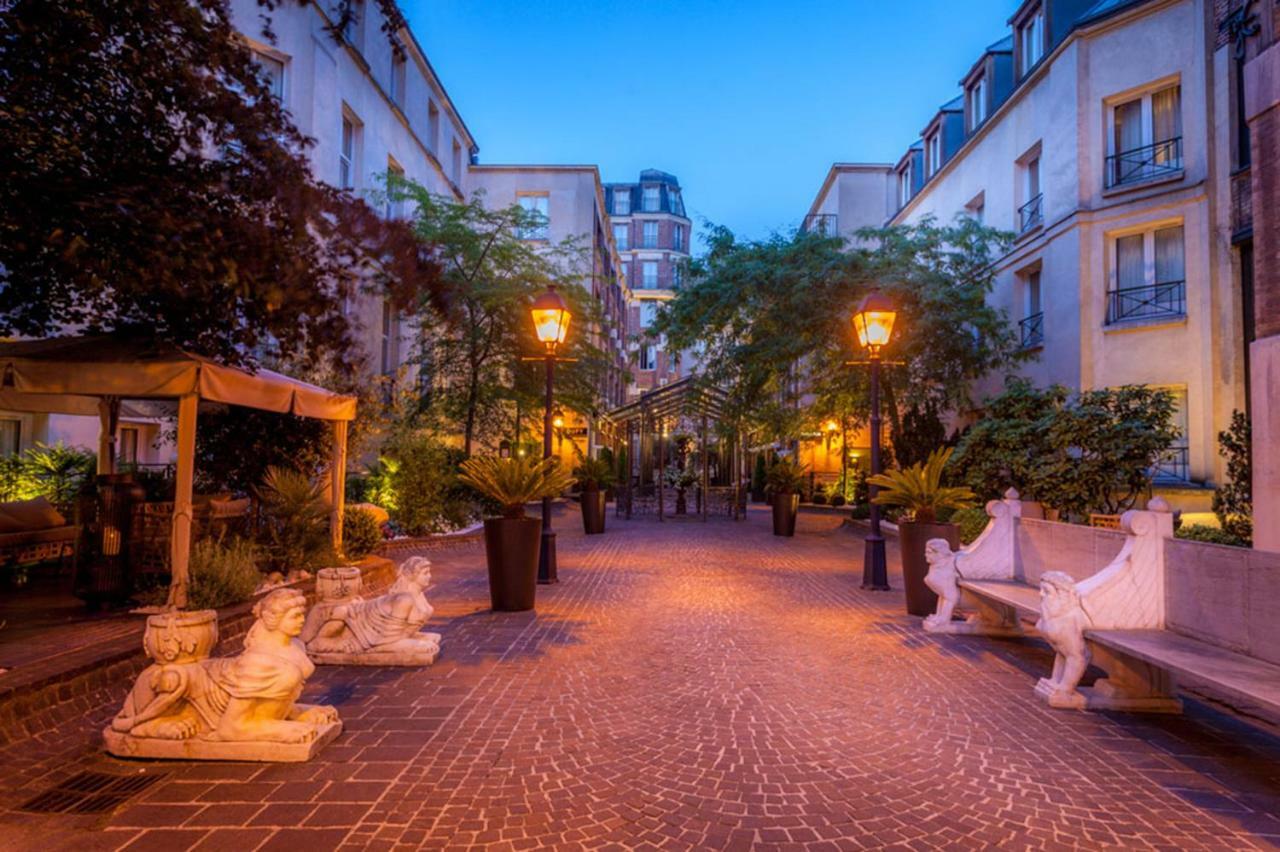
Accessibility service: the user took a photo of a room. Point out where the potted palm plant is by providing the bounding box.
[573,456,614,535]
[458,455,574,612]
[868,447,976,616]
[767,458,809,537]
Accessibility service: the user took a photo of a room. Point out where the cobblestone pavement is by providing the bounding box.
[2,508,1280,851]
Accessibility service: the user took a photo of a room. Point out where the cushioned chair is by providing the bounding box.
[0,496,79,569]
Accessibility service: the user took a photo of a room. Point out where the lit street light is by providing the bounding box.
[530,284,572,584]
[851,289,897,591]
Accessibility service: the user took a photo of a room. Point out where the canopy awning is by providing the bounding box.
[603,375,728,426]
[0,336,356,421]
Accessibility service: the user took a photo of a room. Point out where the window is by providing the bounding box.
[1019,268,1044,349]
[642,261,658,289]
[967,75,987,131]
[640,345,657,371]
[1151,387,1190,481]
[613,223,629,250]
[1018,153,1042,233]
[898,162,913,208]
[1107,224,1186,323]
[965,192,985,223]
[339,116,357,189]
[1018,7,1044,76]
[925,133,941,177]
[1107,84,1183,188]
[0,420,19,457]
[642,221,658,248]
[642,186,660,212]
[118,427,139,466]
[427,100,440,151]
[668,188,683,216]
[451,139,463,185]
[380,300,398,375]
[390,52,406,107]
[613,190,631,216]
[672,263,683,288]
[517,194,550,240]
[673,224,684,252]
[640,301,658,328]
[385,159,404,219]
[252,51,285,102]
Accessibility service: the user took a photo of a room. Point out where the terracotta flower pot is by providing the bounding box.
[771,493,799,537]
[482,516,540,612]
[581,488,607,535]
[898,520,960,617]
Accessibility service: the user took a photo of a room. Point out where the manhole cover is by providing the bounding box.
[19,770,167,815]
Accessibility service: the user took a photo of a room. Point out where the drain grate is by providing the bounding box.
[19,770,167,815]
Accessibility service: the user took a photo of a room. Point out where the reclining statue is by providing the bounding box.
[302,556,442,665]
[104,588,341,762]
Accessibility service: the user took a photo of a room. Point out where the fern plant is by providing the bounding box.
[458,456,575,519]
[573,456,615,490]
[868,446,975,523]
[255,466,332,569]
[766,458,809,495]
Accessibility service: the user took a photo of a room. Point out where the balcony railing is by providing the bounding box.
[1151,445,1189,483]
[802,213,838,236]
[1019,311,1044,349]
[1018,194,1043,234]
[1105,137,1183,189]
[1106,280,1185,324]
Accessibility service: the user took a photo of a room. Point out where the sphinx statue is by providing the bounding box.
[301,556,441,665]
[104,589,341,762]
[1033,571,1093,709]
[922,538,961,631]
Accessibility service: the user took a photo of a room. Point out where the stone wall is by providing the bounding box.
[1165,537,1280,666]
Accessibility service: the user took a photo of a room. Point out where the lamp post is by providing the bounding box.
[851,290,897,591]
[529,284,572,584]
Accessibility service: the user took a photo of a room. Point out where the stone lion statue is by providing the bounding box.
[922,538,961,632]
[1034,571,1093,708]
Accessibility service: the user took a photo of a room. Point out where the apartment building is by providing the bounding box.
[808,0,1249,503]
[604,170,694,397]
[466,164,631,416]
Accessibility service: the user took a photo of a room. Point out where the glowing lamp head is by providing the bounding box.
[825,419,839,433]
[552,409,565,430]
[852,290,897,352]
[531,285,571,348]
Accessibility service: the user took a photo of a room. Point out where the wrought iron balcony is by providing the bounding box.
[802,214,838,236]
[1019,311,1044,349]
[1018,194,1043,234]
[1106,280,1185,324]
[1151,445,1189,483]
[1105,137,1183,189]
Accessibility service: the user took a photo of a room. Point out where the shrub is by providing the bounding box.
[255,466,333,571]
[1175,523,1249,548]
[1212,410,1252,545]
[869,447,976,523]
[458,456,575,518]
[830,494,846,507]
[574,456,616,490]
[0,442,96,510]
[850,502,871,520]
[187,534,262,610]
[343,505,384,560]
[811,491,827,505]
[952,506,990,545]
[384,433,473,535]
[766,458,808,495]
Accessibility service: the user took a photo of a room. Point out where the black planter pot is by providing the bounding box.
[482,516,540,611]
[771,493,799,537]
[581,488,606,535]
[898,520,960,617]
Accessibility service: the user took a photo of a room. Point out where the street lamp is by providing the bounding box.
[530,284,572,584]
[851,289,897,591]
[552,409,565,430]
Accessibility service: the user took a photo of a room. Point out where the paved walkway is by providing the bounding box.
[3,508,1280,850]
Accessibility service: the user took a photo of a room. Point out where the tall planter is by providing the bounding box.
[898,520,960,617]
[482,517,540,612]
[771,493,799,537]
[581,488,606,535]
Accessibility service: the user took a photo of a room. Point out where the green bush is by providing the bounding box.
[187,535,263,610]
[811,492,827,505]
[385,432,474,535]
[343,505,384,559]
[830,494,846,507]
[952,506,990,545]
[1212,411,1252,546]
[0,442,96,510]
[255,466,334,571]
[850,503,871,520]
[1175,524,1249,548]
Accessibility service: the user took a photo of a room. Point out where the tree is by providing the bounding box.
[655,216,1026,448]
[1212,410,1252,544]
[0,0,443,372]
[949,378,1067,502]
[397,186,610,456]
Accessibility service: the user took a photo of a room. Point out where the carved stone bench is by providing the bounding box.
[922,491,1280,716]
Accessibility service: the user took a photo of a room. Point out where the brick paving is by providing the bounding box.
[1,507,1280,850]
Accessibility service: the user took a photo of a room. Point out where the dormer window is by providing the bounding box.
[926,133,942,177]
[898,163,913,208]
[642,186,660,212]
[967,75,988,131]
[1018,6,1045,76]
[613,191,631,216]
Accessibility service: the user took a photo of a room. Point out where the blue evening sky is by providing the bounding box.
[409,1,1016,244]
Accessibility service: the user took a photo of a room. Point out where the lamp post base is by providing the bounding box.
[861,534,889,590]
[537,529,558,584]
